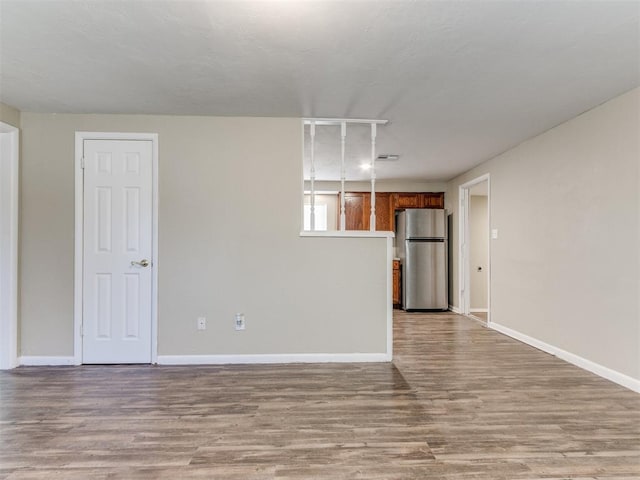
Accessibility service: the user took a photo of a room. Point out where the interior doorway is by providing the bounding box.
[459,174,491,324]
[74,132,159,364]
[0,121,19,369]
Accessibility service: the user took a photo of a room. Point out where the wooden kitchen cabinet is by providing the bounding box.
[393,260,401,307]
[422,192,445,209]
[341,191,445,232]
[393,192,445,210]
[393,193,422,209]
[341,192,393,231]
[373,193,393,231]
[343,193,368,230]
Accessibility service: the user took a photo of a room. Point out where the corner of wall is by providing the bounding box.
[0,102,21,129]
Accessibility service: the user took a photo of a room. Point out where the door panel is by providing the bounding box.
[394,193,421,208]
[344,192,368,230]
[422,192,445,209]
[83,139,153,364]
[374,193,393,231]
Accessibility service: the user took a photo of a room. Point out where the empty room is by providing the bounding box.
[0,1,639,478]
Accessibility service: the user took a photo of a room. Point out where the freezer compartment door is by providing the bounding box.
[403,240,448,310]
[405,209,447,239]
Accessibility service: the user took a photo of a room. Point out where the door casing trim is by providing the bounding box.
[0,122,19,370]
[458,173,491,324]
[74,132,159,365]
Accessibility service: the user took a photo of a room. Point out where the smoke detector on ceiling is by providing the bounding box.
[377,154,399,161]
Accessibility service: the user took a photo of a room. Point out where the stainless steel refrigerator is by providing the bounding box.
[396,209,448,311]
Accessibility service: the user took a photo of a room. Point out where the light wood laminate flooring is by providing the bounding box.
[1,312,638,479]
[470,311,488,322]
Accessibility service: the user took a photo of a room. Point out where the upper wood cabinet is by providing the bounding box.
[394,193,422,209]
[421,192,445,209]
[340,192,445,232]
[393,192,444,209]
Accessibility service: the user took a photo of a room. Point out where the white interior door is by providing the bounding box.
[82,139,153,363]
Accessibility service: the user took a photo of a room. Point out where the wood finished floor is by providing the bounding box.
[469,311,488,322]
[1,312,638,479]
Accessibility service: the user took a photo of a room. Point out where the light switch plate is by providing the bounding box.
[491,229,499,239]
[235,313,245,331]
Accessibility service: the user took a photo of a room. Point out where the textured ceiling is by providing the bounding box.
[1,1,638,181]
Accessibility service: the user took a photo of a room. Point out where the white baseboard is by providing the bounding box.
[18,356,76,366]
[448,305,461,314]
[470,308,488,313]
[157,353,391,365]
[490,322,640,394]
[17,353,391,367]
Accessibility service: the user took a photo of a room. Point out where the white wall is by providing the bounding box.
[469,195,488,310]
[447,87,640,383]
[19,114,390,359]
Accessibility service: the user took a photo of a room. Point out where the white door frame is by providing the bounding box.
[0,122,19,369]
[74,132,159,365]
[458,173,491,324]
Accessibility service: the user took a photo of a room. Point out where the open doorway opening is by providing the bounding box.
[459,174,490,324]
[468,182,489,322]
[0,121,19,369]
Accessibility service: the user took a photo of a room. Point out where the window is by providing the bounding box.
[304,203,327,231]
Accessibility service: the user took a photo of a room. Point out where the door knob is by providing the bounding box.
[131,259,150,267]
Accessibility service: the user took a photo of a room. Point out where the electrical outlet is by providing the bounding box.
[235,313,245,331]
[197,317,206,330]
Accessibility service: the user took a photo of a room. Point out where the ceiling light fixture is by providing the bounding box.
[360,163,372,170]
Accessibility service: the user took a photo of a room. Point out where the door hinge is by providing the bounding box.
[81,157,85,169]
[80,323,84,337]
